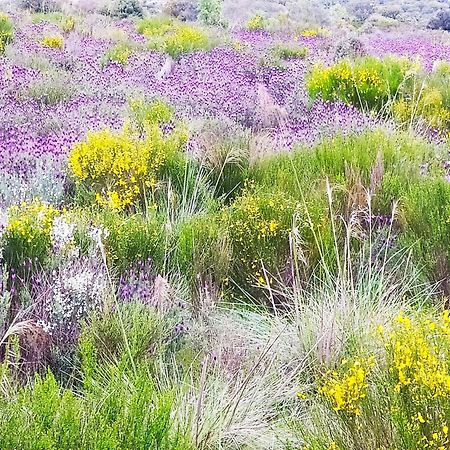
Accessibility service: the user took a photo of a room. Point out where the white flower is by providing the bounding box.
[88,225,109,245]
[51,216,75,251]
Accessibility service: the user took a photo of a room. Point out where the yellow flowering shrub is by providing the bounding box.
[128,97,174,133]
[39,35,64,49]
[247,14,266,31]
[137,16,174,37]
[227,186,295,289]
[152,25,211,59]
[301,27,328,37]
[385,312,450,399]
[319,357,374,416]
[68,124,187,211]
[0,13,13,54]
[138,16,211,59]
[3,199,59,270]
[62,16,75,33]
[102,43,132,67]
[305,311,450,449]
[307,56,410,112]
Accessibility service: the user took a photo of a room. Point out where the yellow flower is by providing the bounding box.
[319,357,374,416]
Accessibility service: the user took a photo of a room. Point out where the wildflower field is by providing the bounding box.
[0,0,450,448]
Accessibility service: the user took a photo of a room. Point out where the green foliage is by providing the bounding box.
[247,13,266,31]
[101,43,132,67]
[0,13,13,54]
[271,43,309,60]
[31,11,65,24]
[199,0,224,26]
[307,56,411,112]
[226,185,296,290]
[399,178,450,285]
[0,330,190,449]
[80,303,165,368]
[137,16,174,36]
[93,209,165,271]
[149,24,211,59]
[175,212,230,286]
[138,16,211,59]
[128,97,174,133]
[250,131,431,202]
[3,199,58,273]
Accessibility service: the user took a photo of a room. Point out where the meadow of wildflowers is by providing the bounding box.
[0,1,450,448]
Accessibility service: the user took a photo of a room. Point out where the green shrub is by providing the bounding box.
[399,178,450,288]
[271,43,309,60]
[101,43,132,67]
[174,212,230,287]
[80,303,165,368]
[306,56,411,112]
[199,0,224,26]
[247,13,266,31]
[226,185,296,291]
[193,119,251,201]
[149,24,211,59]
[3,199,59,273]
[0,342,190,449]
[68,123,188,211]
[250,131,431,202]
[128,97,174,133]
[137,16,174,36]
[0,13,13,54]
[91,209,166,271]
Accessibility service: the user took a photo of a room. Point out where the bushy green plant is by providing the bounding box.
[3,199,59,272]
[199,0,224,26]
[31,11,65,24]
[80,303,165,368]
[74,208,166,271]
[149,24,211,59]
[175,212,230,287]
[398,178,450,288]
[307,56,411,112]
[137,16,174,36]
[250,131,431,203]
[226,185,296,291]
[128,97,174,133]
[68,123,188,211]
[247,13,266,31]
[101,43,132,67]
[271,43,309,60]
[0,339,190,449]
[0,13,13,54]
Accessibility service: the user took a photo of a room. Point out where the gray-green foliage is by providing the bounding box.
[199,0,224,26]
